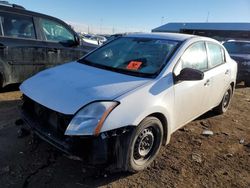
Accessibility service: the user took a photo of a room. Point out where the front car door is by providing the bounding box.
[173,41,212,130]
[0,11,47,85]
[38,18,88,68]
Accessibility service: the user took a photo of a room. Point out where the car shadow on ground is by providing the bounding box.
[0,99,22,126]
[196,110,219,120]
[20,139,132,187]
[0,84,20,93]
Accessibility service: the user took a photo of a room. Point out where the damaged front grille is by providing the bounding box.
[21,95,111,164]
[22,95,73,136]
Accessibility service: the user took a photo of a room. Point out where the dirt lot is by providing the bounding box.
[0,85,249,188]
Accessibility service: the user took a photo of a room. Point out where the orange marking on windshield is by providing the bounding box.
[126,61,142,70]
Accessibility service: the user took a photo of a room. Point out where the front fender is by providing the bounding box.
[101,78,175,144]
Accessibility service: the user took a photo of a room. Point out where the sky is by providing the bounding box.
[10,0,250,34]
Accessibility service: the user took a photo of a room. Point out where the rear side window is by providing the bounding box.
[40,18,74,43]
[180,42,208,72]
[0,12,36,39]
[207,43,224,68]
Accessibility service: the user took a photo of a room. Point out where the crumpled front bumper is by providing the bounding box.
[20,106,111,165]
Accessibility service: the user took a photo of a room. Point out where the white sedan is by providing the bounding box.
[20,33,237,172]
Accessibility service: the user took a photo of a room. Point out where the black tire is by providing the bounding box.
[214,86,232,114]
[123,116,163,172]
[245,80,250,87]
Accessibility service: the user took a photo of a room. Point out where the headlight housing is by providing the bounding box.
[65,101,118,136]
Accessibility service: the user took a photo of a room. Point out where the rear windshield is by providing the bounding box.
[223,41,250,54]
[78,37,179,77]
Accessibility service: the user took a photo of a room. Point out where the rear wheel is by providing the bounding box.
[123,117,163,172]
[214,86,232,114]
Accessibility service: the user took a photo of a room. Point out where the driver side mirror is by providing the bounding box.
[175,68,204,82]
[74,35,80,46]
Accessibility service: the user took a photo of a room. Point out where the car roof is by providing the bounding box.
[125,32,197,42]
[0,4,65,24]
[0,4,77,35]
[224,40,250,43]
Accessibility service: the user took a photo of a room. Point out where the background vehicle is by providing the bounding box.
[0,2,96,89]
[223,40,250,87]
[105,33,125,41]
[80,34,107,45]
[20,33,237,172]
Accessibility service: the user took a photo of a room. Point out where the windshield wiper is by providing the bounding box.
[79,59,118,71]
[106,66,156,78]
[78,59,94,66]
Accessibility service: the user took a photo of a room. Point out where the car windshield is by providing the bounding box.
[223,41,250,54]
[78,37,179,77]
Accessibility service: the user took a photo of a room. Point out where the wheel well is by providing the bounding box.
[148,113,168,146]
[230,82,235,93]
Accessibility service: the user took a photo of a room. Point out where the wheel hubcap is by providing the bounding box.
[134,128,154,159]
[223,90,230,108]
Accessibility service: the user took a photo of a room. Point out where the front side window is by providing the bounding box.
[0,12,36,39]
[41,19,74,43]
[207,42,224,68]
[79,37,180,77]
[179,42,208,72]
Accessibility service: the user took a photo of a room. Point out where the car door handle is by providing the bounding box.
[225,69,230,75]
[204,79,210,86]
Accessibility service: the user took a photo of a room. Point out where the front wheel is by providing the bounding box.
[123,117,163,172]
[214,86,232,114]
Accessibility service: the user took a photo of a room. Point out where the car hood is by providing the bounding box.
[20,62,151,114]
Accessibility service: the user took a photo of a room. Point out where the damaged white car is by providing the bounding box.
[20,33,237,172]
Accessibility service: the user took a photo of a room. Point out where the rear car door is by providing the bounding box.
[38,17,88,67]
[173,41,212,129]
[206,42,231,108]
[0,11,47,85]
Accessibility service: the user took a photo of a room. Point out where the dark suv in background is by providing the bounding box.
[223,40,250,87]
[0,2,96,89]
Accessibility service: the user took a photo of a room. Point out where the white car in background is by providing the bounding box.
[81,34,107,45]
[20,33,237,172]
